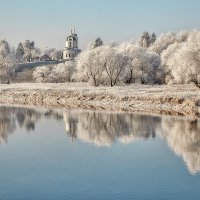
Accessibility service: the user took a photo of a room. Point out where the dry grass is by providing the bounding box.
[0,82,199,117]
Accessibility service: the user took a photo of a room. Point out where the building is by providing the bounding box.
[63,28,81,60]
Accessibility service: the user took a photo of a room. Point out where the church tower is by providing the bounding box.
[63,28,81,60]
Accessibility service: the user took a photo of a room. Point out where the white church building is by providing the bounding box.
[63,28,81,60]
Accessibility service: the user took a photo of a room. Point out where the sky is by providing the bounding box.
[0,0,200,50]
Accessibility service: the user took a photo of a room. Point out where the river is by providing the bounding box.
[0,105,200,199]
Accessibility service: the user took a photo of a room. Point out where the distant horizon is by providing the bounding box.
[0,0,200,50]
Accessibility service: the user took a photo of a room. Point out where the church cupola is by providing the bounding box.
[66,27,78,49]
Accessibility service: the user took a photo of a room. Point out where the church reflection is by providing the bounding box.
[0,105,200,174]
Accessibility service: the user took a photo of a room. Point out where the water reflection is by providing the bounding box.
[63,111,159,146]
[157,117,200,174]
[0,106,200,174]
[0,106,63,143]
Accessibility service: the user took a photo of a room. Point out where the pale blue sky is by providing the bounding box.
[0,0,200,49]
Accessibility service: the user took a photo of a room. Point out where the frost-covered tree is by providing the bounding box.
[93,37,103,48]
[76,46,105,86]
[4,48,18,79]
[147,30,200,85]
[41,48,62,60]
[140,32,157,48]
[118,42,163,84]
[150,31,189,54]
[0,40,10,58]
[87,38,103,50]
[102,45,129,86]
[0,40,17,82]
[28,29,200,87]
[140,32,151,48]
[161,30,200,86]
[50,61,76,82]
[32,66,51,83]
[76,44,129,86]
[118,42,144,83]
[16,42,25,62]
[33,61,76,83]
[140,51,162,84]
[150,33,156,44]
[31,48,41,61]
[23,40,35,62]
[51,49,63,60]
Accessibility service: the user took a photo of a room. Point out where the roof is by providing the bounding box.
[67,34,77,40]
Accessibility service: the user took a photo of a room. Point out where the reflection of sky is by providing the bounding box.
[0,115,200,199]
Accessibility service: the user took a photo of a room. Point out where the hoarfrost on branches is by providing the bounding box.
[32,66,51,83]
[33,61,76,83]
[0,40,17,82]
[101,45,129,86]
[161,30,200,85]
[2,29,200,87]
[76,47,105,86]
[75,45,129,86]
[50,61,76,83]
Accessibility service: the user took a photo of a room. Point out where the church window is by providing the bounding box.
[69,42,72,48]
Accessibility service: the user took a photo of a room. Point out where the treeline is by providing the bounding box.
[0,39,62,81]
[33,30,200,87]
[1,30,200,86]
[15,40,63,62]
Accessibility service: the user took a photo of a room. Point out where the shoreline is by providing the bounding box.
[0,83,199,117]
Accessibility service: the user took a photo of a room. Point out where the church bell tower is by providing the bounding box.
[63,27,81,61]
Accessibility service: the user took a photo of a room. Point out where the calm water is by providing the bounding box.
[0,106,200,200]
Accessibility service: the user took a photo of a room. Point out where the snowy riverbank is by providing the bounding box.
[0,83,199,117]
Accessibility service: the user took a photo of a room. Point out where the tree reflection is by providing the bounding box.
[156,117,200,174]
[0,106,62,143]
[0,105,199,174]
[62,110,200,174]
[0,107,16,144]
[63,111,159,146]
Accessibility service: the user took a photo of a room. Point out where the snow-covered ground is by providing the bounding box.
[0,83,199,116]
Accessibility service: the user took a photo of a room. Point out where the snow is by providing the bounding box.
[0,82,199,117]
